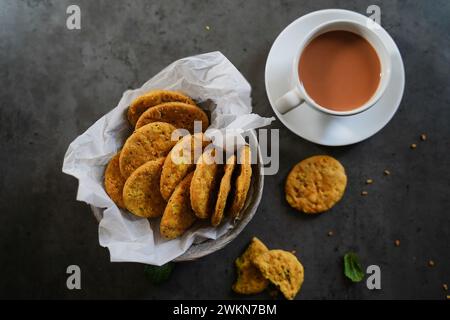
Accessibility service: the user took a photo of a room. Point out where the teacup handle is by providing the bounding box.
[275,88,306,114]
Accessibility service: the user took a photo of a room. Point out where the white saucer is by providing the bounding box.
[265,9,405,146]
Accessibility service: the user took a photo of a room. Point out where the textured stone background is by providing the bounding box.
[0,0,448,299]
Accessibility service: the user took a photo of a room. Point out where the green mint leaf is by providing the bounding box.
[344,252,364,282]
[144,262,175,285]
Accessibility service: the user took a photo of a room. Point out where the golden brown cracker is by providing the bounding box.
[229,145,252,219]
[127,90,196,126]
[232,237,269,295]
[160,133,207,201]
[160,172,197,239]
[135,102,209,133]
[122,158,166,218]
[253,249,304,300]
[119,122,177,178]
[190,147,222,219]
[211,154,236,227]
[104,152,126,209]
[285,155,347,214]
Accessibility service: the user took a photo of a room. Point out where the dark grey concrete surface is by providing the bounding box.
[0,0,449,299]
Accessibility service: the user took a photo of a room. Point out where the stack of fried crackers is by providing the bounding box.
[104,90,253,239]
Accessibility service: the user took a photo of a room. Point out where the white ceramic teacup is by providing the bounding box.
[275,19,392,116]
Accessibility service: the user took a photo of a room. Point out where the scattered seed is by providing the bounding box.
[420,133,427,141]
[384,170,391,176]
[410,143,417,149]
[428,260,435,267]
[443,284,448,291]
[361,191,368,196]
[366,179,373,184]
[327,231,334,237]
[205,25,210,31]
[394,240,400,247]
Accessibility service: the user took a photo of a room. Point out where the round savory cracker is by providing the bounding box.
[232,237,269,295]
[104,152,126,209]
[160,172,197,239]
[119,122,177,178]
[253,249,304,300]
[190,147,222,219]
[229,145,253,219]
[211,154,236,227]
[285,155,347,214]
[160,133,207,201]
[127,90,196,126]
[135,102,209,133]
[122,158,166,218]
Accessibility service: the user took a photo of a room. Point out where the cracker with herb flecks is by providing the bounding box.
[104,152,126,208]
[135,102,209,133]
[119,122,177,178]
[123,158,166,218]
[285,155,347,214]
[160,133,207,201]
[127,90,196,126]
[232,237,269,295]
[160,172,197,239]
[253,249,304,300]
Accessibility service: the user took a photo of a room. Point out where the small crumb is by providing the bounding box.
[447,295,450,300]
[384,170,391,176]
[420,133,427,141]
[394,240,400,247]
[428,260,435,267]
[366,179,373,184]
[410,143,417,149]
[269,289,279,299]
[443,284,448,291]
[327,231,334,237]
[291,250,296,254]
[361,191,368,196]
[205,25,210,31]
